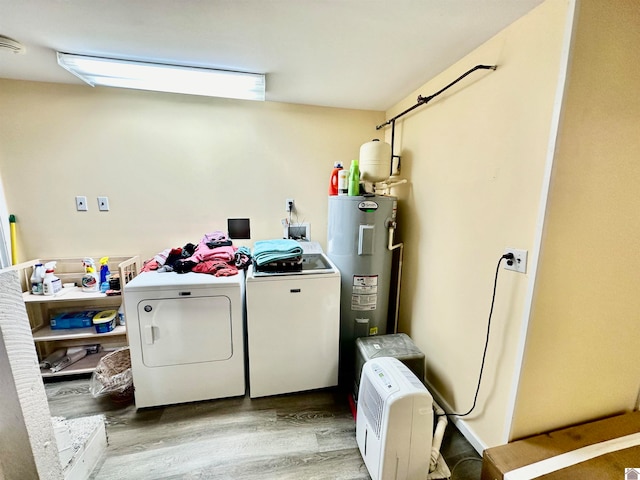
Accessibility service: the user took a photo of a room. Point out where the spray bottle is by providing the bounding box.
[43,262,62,296]
[82,258,99,292]
[30,263,45,295]
[99,256,111,293]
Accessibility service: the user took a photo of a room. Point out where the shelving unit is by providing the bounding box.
[5,255,140,378]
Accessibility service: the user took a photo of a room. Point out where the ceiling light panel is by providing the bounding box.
[57,52,265,101]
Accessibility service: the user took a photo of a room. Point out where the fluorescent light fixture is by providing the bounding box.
[56,52,265,101]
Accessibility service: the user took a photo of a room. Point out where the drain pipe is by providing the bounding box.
[376,178,408,195]
[387,214,446,473]
[387,222,403,334]
[430,400,448,472]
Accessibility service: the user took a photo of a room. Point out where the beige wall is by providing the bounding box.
[5,0,636,454]
[385,0,572,448]
[0,80,383,263]
[510,0,640,438]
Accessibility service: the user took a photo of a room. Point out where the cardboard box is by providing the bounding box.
[482,411,640,480]
[50,310,100,329]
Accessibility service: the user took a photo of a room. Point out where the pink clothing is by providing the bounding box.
[214,266,238,276]
[187,245,236,263]
[154,248,171,266]
[192,259,238,277]
[141,259,159,272]
[196,231,228,251]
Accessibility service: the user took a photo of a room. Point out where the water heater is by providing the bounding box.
[327,194,397,384]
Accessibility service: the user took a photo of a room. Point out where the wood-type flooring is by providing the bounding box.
[45,378,482,480]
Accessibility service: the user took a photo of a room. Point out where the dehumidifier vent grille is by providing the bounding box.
[400,363,424,389]
[360,373,384,438]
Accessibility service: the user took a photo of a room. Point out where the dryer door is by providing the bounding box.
[137,295,232,367]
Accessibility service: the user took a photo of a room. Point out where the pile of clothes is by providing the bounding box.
[141,231,252,277]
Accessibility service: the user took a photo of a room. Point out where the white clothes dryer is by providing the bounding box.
[123,271,245,408]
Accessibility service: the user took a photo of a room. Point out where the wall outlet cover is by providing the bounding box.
[503,248,527,273]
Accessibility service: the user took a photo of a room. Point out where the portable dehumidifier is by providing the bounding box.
[356,357,434,480]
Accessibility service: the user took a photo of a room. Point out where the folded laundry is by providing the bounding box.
[187,245,236,263]
[252,239,303,266]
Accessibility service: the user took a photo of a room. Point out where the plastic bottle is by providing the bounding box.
[30,263,45,295]
[118,305,126,326]
[348,159,360,196]
[99,256,111,293]
[43,262,61,296]
[82,258,99,292]
[328,162,343,196]
[338,169,349,195]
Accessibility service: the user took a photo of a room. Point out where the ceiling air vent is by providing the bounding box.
[0,35,25,54]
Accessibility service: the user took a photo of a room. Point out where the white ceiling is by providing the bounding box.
[0,0,544,111]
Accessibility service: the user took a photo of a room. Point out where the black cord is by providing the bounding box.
[446,253,514,417]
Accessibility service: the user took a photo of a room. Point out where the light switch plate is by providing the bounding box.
[75,196,88,211]
[97,196,109,211]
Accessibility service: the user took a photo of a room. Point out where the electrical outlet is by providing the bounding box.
[75,196,88,211]
[284,223,310,240]
[285,198,294,213]
[503,248,527,273]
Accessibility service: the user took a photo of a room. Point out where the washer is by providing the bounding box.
[245,253,340,398]
[123,271,245,408]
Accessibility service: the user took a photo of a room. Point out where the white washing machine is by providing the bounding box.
[123,271,245,408]
[245,253,340,398]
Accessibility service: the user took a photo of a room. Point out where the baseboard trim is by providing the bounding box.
[424,379,488,455]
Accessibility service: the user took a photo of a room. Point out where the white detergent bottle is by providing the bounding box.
[42,262,61,296]
[30,263,44,295]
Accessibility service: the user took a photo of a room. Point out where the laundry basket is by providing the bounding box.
[89,347,133,403]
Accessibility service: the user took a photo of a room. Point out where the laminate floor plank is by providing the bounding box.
[45,377,481,480]
[104,410,274,454]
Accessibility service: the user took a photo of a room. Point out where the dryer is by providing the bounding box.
[123,271,245,408]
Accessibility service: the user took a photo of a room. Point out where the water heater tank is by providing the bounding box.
[327,194,397,385]
[360,139,391,183]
